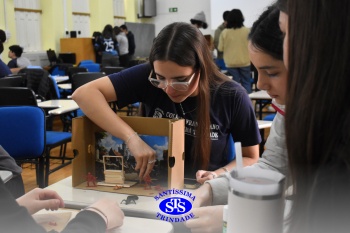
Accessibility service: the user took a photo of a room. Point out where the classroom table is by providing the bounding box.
[249,90,273,119]
[45,176,194,233]
[38,99,79,115]
[34,208,174,233]
[0,170,13,183]
[52,76,69,83]
[58,83,72,90]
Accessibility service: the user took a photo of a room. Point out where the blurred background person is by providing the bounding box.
[120,25,136,62]
[7,45,31,74]
[113,26,129,67]
[190,11,208,29]
[219,9,252,93]
[96,24,119,67]
[214,10,230,71]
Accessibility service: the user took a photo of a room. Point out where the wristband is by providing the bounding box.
[126,132,137,145]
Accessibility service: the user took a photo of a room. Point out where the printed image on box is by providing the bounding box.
[95,132,169,185]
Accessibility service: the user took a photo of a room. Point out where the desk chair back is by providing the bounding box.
[67,67,88,83]
[0,106,46,187]
[0,76,26,88]
[0,87,37,106]
[71,72,106,93]
[49,76,61,99]
[18,68,51,100]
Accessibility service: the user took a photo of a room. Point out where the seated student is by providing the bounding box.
[0,30,11,78]
[0,179,124,233]
[279,0,350,232]
[185,5,288,233]
[7,45,32,74]
[72,22,260,180]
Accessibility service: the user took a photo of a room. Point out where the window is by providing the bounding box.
[72,0,90,37]
[113,0,126,26]
[14,0,42,51]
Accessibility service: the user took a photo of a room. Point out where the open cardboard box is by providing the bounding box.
[71,116,185,195]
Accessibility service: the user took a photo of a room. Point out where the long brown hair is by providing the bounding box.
[285,0,350,232]
[149,22,230,169]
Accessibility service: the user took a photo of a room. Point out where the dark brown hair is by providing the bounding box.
[149,22,230,169]
[286,0,350,232]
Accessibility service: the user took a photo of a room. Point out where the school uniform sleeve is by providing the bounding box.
[61,211,106,233]
[7,59,17,68]
[0,179,47,233]
[206,176,230,205]
[251,112,288,177]
[108,63,152,108]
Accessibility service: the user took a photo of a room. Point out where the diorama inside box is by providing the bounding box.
[71,116,185,196]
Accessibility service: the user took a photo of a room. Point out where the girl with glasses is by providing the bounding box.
[72,22,261,181]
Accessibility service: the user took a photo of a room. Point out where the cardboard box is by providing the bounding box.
[71,116,185,193]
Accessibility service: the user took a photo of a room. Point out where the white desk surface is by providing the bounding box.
[249,90,272,100]
[46,176,161,219]
[53,76,69,83]
[38,99,79,115]
[0,170,13,183]
[34,209,173,233]
[58,83,72,90]
[257,120,272,129]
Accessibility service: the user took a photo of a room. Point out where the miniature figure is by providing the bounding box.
[113,185,123,190]
[120,195,139,205]
[86,172,97,187]
[143,174,152,190]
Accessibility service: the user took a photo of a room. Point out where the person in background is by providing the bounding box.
[0,179,124,233]
[113,26,129,67]
[185,5,288,232]
[213,11,230,70]
[190,11,208,29]
[92,31,102,64]
[0,29,11,78]
[7,45,31,74]
[120,25,136,62]
[278,0,350,232]
[219,9,252,93]
[72,22,260,181]
[96,24,119,67]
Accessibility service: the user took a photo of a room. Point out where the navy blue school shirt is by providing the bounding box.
[109,63,261,178]
[0,59,11,78]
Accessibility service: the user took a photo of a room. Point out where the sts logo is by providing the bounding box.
[154,189,195,222]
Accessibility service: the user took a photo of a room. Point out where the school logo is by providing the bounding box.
[153,108,164,118]
[154,189,195,222]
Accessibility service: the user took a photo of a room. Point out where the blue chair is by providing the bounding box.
[78,60,100,72]
[79,63,100,72]
[263,113,276,121]
[227,134,236,162]
[0,106,46,187]
[0,88,74,187]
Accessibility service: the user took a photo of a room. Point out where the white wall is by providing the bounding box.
[149,0,275,36]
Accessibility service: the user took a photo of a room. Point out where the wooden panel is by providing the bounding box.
[60,38,95,64]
